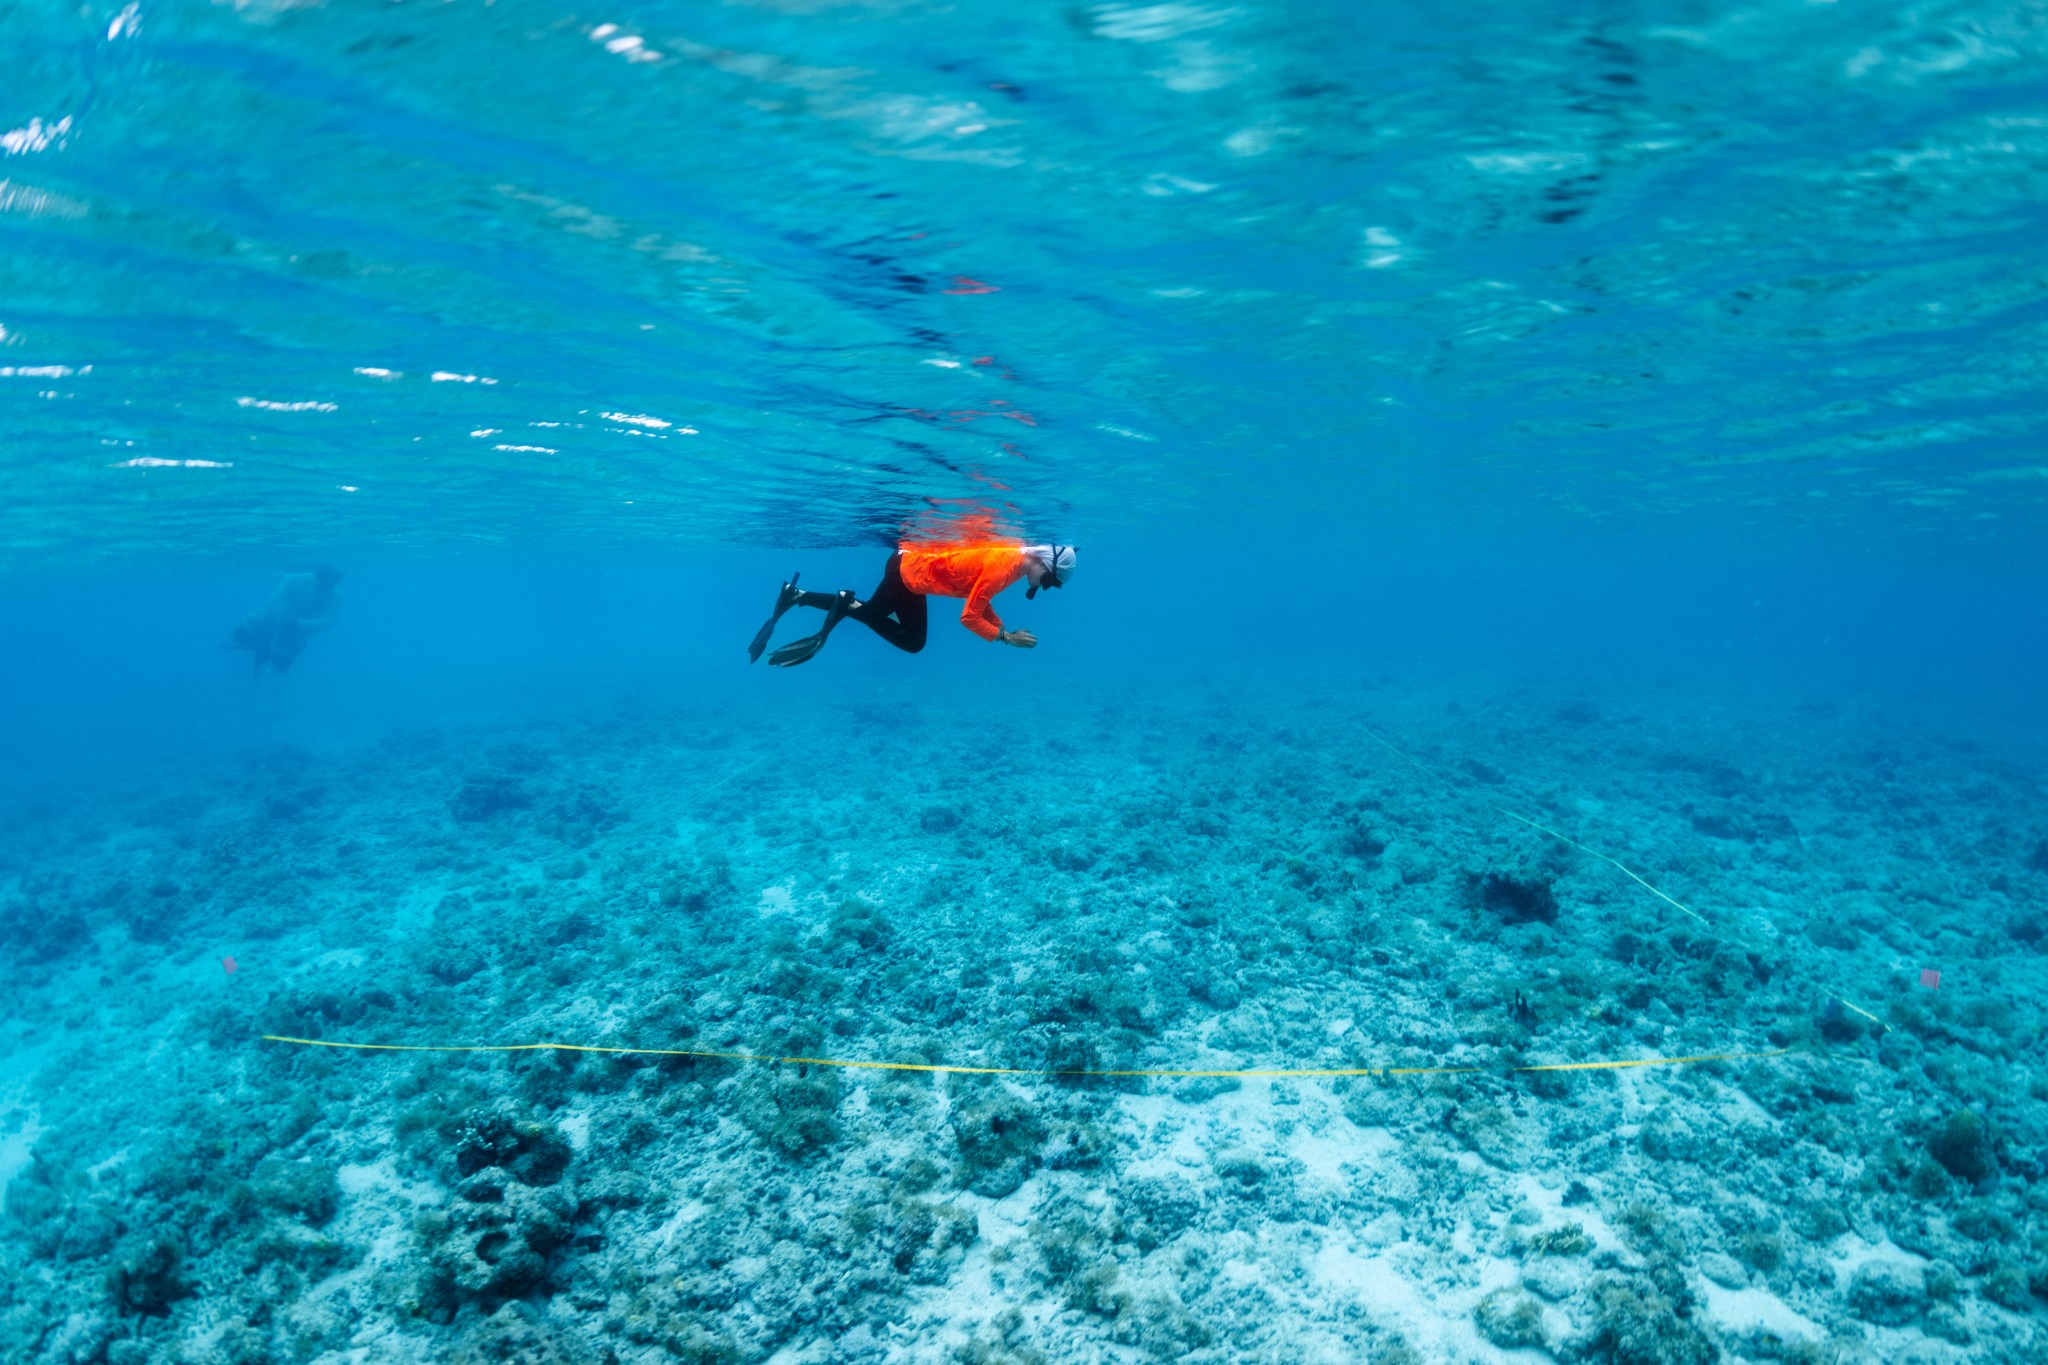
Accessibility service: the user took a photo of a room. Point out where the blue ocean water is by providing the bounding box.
[3,3,2047,1362]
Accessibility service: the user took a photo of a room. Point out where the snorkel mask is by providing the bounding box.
[1024,545,1075,599]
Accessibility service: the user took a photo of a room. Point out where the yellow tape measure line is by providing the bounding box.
[261,1035,1792,1079]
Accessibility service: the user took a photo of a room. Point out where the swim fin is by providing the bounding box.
[767,591,851,668]
[747,572,802,663]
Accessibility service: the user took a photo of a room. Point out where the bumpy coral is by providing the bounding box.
[1474,1287,1547,1349]
[417,1169,576,1312]
[1573,1276,1718,1363]
[107,1236,194,1318]
[953,1090,1044,1197]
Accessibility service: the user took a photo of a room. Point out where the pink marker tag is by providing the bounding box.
[1919,968,1939,990]
[223,955,238,975]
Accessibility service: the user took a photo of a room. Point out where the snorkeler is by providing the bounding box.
[232,565,343,676]
[748,543,1075,667]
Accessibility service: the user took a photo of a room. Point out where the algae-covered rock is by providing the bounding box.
[1030,1194,1118,1295]
[1616,1201,1682,1259]
[253,1156,341,1224]
[1789,1198,1848,1242]
[1067,1261,1127,1318]
[1926,1303,1973,1345]
[1573,1276,1715,1365]
[454,1300,595,1364]
[1525,1222,1593,1258]
[1469,870,1560,925]
[1106,1290,1213,1358]
[417,1172,575,1311]
[663,1321,743,1365]
[1038,1119,1107,1172]
[1981,1261,2033,1312]
[54,1200,121,1262]
[1444,1100,1525,1168]
[448,1108,573,1186]
[1927,1109,1996,1184]
[854,1196,976,1283]
[1474,1288,1547,1349]
[735,1066,842,1159]
[253,1220,352,1278]
[1698,1252,1746,1289]
[2,902,90,964]
[954,1327,1048,1365]
[1170,1074,1240,1103]
[1735,1228,1785,1275]
[1846,1259,1926,1326]
[107,1236,194,1317]
[1523,1257,1581,1301]
[420,929,490,985]
[954,1090,1043,1197]
[450,772,532,821]
[1121,1173,1203,1249]
[1213,1149,1270,1198]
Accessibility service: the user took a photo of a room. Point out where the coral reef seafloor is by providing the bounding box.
[0,682,2045,1364]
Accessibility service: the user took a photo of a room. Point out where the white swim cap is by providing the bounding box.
[1024,544,1073,581]
[1024,545,1075,596]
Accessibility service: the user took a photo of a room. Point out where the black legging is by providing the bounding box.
[795,553,927,653]
[852,553,927,653]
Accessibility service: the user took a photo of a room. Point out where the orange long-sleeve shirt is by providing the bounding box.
[897,543,1030,641]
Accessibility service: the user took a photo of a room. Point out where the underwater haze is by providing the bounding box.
[3,1,2048,1363]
